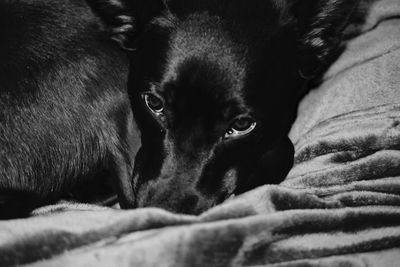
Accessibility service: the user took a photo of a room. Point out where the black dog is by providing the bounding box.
[86,0,359,214]
[0,0,139,218]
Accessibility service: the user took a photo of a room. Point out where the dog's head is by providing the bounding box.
[87,0,358,214]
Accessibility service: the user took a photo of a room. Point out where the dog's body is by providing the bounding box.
[0,0,138,218]
[0,0,359,218]
[87,0,359,214]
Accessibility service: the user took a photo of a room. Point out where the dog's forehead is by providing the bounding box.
[161,13,246,92]
[151,0,290,90]
[148,1,292,122]
[157,0,288,45]
[154,12,252,121]
[158,57,249,123]
[167,0,286,22]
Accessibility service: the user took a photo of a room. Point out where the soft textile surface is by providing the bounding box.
[1,0,400,266]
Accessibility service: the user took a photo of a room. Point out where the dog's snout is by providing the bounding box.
[135,181,206,214]
[176,194,200,214]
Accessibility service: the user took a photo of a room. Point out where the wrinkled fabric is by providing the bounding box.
[289,0,400,143]
[1,0,400,266]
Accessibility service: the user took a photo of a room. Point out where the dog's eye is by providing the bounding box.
[143,93,164,114]
[224,117,256,139]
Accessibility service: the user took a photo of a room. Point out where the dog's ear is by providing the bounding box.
[85,0,167,50]
[290,0,359,74]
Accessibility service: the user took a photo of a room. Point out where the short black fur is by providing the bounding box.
[0,0,139,218]
[88,0,359,214]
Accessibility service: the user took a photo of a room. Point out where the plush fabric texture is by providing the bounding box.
[1,0,400,266]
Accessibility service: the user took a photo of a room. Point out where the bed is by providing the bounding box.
[1,0,399,266]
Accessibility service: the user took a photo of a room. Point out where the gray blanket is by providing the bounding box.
[1,0,399,266]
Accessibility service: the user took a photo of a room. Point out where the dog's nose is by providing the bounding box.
[135,184,208,214]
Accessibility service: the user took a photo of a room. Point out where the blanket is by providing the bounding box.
[1,0,399,266]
